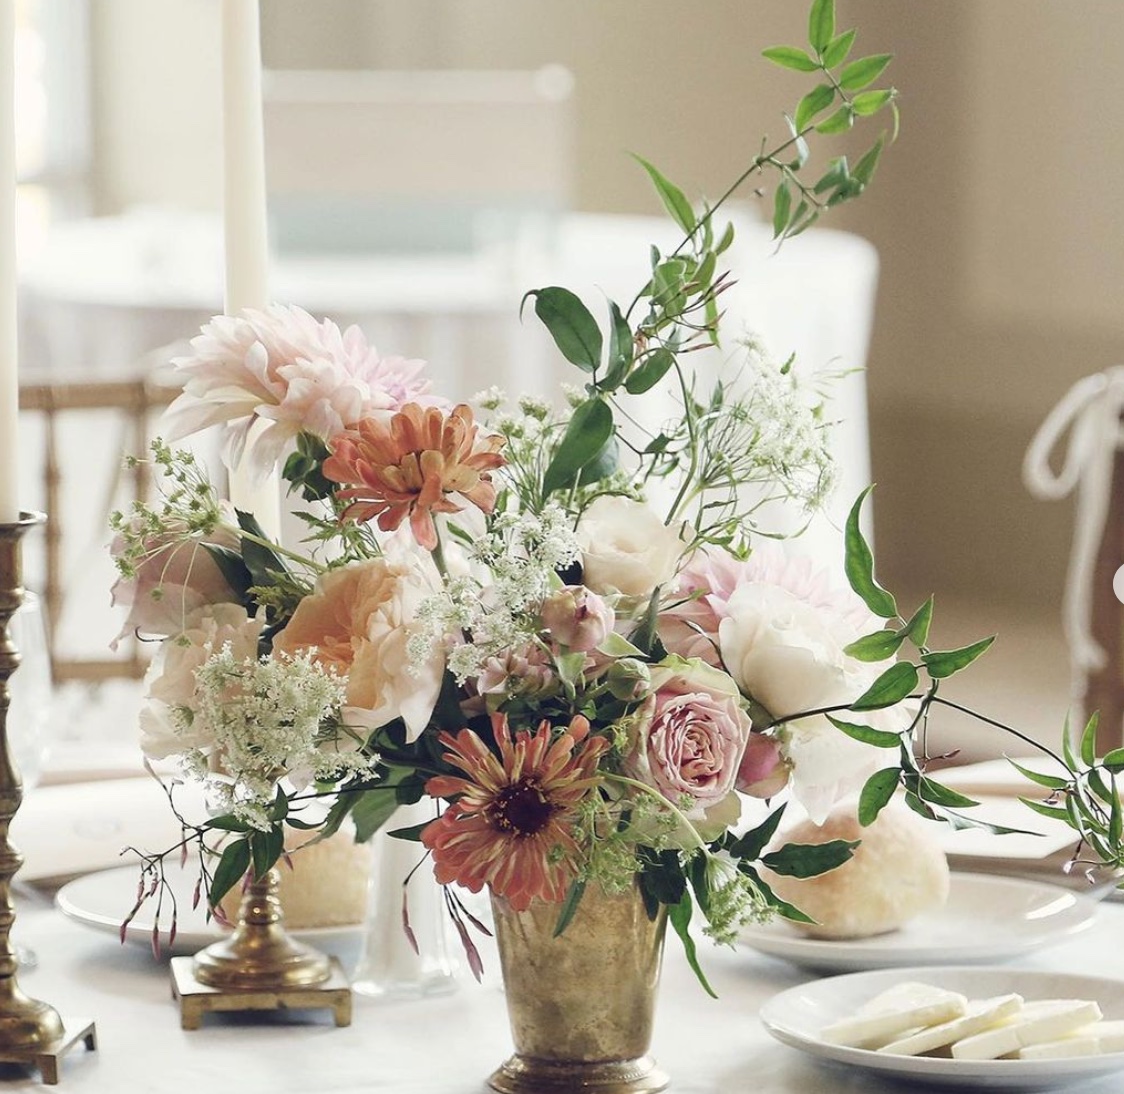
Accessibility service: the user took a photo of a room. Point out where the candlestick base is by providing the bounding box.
[170,957,351,1030]
[0,1018,97,1085]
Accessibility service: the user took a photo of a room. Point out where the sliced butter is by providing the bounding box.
[878,994,1024,1057]
[1018,1019,1124,1060]
[951,999,1103,1061]
[821,982,968,1049]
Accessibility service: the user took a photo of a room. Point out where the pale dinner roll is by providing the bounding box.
[762,800,950,939]
[219,824,371,929]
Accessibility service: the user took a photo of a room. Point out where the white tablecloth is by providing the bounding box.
[8,884,1120,1093]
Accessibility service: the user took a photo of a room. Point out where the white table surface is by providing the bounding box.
[8,880,1122,1094]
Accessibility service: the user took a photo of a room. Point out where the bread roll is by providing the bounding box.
[762,800,949,938]
[219,824,371,929]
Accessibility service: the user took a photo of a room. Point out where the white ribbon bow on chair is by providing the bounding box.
[1023,366,1124,674]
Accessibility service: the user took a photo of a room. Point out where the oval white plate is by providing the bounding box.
[56,863,361,956]
[760,966,1124,1090]
[739,873,1096,971]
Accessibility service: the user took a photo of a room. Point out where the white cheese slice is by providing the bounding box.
[1018,1018,1124,1060]
[821,982,968,1049]
[951,999,1103,1060]
[878,994,1024,1056]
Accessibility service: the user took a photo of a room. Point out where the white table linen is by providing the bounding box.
[8,881,1120,1093]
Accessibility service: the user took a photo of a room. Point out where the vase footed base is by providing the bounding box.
[0,1018,97,1085]
[487,1053,669,1094]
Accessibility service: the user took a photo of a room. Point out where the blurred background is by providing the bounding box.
[14,0,1122,761]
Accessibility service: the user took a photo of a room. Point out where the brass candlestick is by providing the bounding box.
[0,513,95,1083]
[170,865,351,1030]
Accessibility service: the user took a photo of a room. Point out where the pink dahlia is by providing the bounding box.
[163,305,434,478]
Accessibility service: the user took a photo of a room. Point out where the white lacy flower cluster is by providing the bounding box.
[712,339,837,516]
[408,504,580,683]
[179,645,372,829]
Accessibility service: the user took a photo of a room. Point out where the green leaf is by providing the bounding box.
[576,435,619,487]
[601,301,633,391]
[903,596,934,648]
[772,180,792,238]
[910,775,979,810]
[844,629,905,662]
[204,814,251,834]
[921,636,995,679]
[815,105,854,134]
[552,879,586,937]
[794,83,835,131]
[668,893,717,999]
[1103,747,1124,774]
[715,220,736,255]
[729,803,787,861]
[1019,797,1071,824]
[852,88,895,116]
[386,822,428,842]
[1062,712,1078,772]
[762,839,856,878]
[351,788,405,843]
[236,510,287,589]
[1081,711,1100,767]
[542,397,614,495]
[624,347,675,395]
[826,714,901,749]
[1109,783,1122,847]
[851,662,918,710]
[633,155,696,234]
[202,544,253,603]
[822,28,857,68]
[209,838,251,908]
[852,136,885,187]
[859,767,900,825]
[250,825,284,881]
[1008,758,1070,791]
[761,45,819,72]
[844,487,898,618]
[808,0,835,53]
[523,287,602,373]
[839,53,892,91]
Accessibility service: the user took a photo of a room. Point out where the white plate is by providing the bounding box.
[760,966,1124,1090]
[56,863,360,956]
[740,874,1096,971]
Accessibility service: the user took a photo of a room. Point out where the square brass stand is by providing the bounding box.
[0,1020,97,1085]
[170,957,352,1030]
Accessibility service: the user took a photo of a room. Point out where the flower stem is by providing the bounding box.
[602,772,709,853]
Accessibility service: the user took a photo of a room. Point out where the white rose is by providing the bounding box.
[576,497,685,598]
[718,582,915,823]
[139,604,264,762]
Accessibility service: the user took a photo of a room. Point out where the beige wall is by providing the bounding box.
[89,1,1124,616]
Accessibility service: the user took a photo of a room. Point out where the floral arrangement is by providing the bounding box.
[110,0,1124,987]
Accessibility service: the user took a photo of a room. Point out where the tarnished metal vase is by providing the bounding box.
[488,883,669,1094]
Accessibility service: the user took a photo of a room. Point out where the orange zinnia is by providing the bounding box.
[421,713,609,911]
[323,403,505,550]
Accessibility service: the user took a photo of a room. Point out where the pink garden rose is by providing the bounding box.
[735,733,790,798]
[163,305,436,479]
[661,543,870,666]
[271,550,442,740]
[139,603,264,762]
[110,502,243,649]
[626,656,752,819]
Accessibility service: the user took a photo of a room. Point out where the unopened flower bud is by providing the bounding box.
[735,733,789,798]
[605,657,651,702]
[540,586,614,652]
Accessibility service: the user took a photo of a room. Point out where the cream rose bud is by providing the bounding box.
[735,733,790,798]
[540,586,614,652]
[110,501,243,649]
[625,657,753,818]
[576,497,686,598]
[139,604,264,762]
